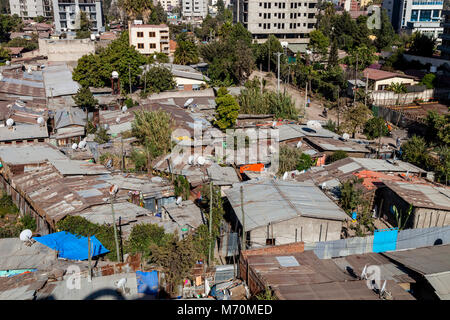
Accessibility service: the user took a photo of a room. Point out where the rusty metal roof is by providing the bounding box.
[162,200,204,229]
[305,136,370,153]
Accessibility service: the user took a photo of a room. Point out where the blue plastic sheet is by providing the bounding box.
[33,231,109,260]
[136,271,158,295]
[373,228,398,253]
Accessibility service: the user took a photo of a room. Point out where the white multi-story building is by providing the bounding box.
[155,0,180,12]
[182,0,208,20]
[9,0,53,18]
[52,0,104,34]
[383,0,443,39]
[233,0,318,51]
[128,22,170,55]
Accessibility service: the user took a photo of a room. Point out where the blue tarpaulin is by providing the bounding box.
[33,231,109,260]
[373,228,398,253]
[136,271,158,295]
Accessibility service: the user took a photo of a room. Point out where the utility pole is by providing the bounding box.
[208,181,213,266]
[337,88,340,128]
[354,53,358,104]
[88,236,92,281]
[121,137,124,172]
[110,194,121,262]
[240,186,245,250]
[268,39,271,73]
[260,63,263,94]
[128,63,131,94]
[274,52,282,94]
[365,72,369,108]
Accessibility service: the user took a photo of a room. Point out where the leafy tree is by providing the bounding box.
[328,39,339,69]
[214,87,239,130]
[5,37,38,51]
[94,126,110,144]
[435,146,450,185]
[374,9,396,50]
[342,103,372,138]
[118,0,153,22]
[73,86,98,112]
[130,148,147,171]
[277,146,313,175]
[131,110,173,166]
[425,111,450,146]
[420,73,436,89]
[126,223,171,260]
[409,32,436,57]
[174,34,199,65]
[148,234,199,294]
[339,177,363,213]
[75,11,91,39]
[308,30,330,62]
[174,175,190,200]
[363,117,389,139]
[0,14,22,42]
[327,150,348,164]
[86,120,96,134]
[400,135,428,168]
[344,44,377,71]
[392,204,413,230]
[387,82,407,93]
[0,47,9,62]
[141,65,176,94]
[148,2,167,24]
[254,35,286,73]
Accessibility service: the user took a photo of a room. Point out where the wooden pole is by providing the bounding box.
[88,236,92,281]
[110,195,121,262]
[240,186,245,250]
[208,181,213,266]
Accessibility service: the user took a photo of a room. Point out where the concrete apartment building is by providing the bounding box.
[9,0,53,19]
[182,0,208,20]
[383,0,443,39]
[155,0,180,11]
[128,22,170,55]
[52,0,104,33]
[233,0,318,52]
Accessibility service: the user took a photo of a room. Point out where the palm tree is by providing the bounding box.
[118,0,153,22]
[174,38,199,65]
[387,82,407,105]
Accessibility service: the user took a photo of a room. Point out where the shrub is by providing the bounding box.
[326,150,348,164]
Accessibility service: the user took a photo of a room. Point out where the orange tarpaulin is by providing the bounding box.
[240,163,265,173]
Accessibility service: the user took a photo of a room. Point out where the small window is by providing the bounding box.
[137,43,144,48]
[137,31,143,37]
[149,43,156,49]
[266,238,275,245]
[276,256,300,267]
[149,31,156,37]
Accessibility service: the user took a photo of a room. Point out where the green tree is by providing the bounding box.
[392,204,413,230]
[174,175,190,200]
[327,150,349,164]
[214,87,239,130]
[374,9,396,50]
[76,11,91,39]
[308,30,330,62]
[328,38,339,69]
[148,2,167,24]
[0,47,9,62]
[425,111,450,146]
[130,148,147,171]
[73,86,98,111]
[127,223,171,260]
[342,103,372,138]
[363,117,389,139]
[401,135,428,168]
[148,234,199,294]
[94,126,110,144]
[131,109,173,167]
[339,177,363,213]
[420,73,436,89]
[409,31,436,57]
[141,65,176,94]
[174,34,199,65]
[0,14,22,42]
[344,44,377,71]
[118,0,153,22]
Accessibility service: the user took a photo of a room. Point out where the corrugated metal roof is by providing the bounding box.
[49,159,109,176]
[277,124,306,141]
[0,238,56,271]
[224,179,348,231]
[54,108,86,129]
[0,123,48,141]
[42,64,80,97]
[305,137,370,153]
[207,163,240,186]
[424,271,450,300]
[383,245,450,275]
[78,201,151,226]
[351,157,426,173]
[162,200,203,229]
[0,143,67,165]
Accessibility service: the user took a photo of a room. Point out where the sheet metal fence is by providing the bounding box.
[304,225,450,259]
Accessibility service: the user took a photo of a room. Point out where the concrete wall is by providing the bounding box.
[39,39,96,62]
[371,88,434,106]
[248,215,343,248]
[403,53,450,68]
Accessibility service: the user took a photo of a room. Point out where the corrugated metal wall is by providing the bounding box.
[304,225,450,259]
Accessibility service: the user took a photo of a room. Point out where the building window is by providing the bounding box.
[420,10,432,21]
[137,43,144,48]
[149,43,156,49]
[149,31,156,37]
[137,31,143,37]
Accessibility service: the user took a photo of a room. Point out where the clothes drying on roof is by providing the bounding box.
[33,231,109,261]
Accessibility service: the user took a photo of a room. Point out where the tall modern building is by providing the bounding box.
[52,0,104,33]
[182,0,208,20]
[438,1,450,58]
[155,0,180,12]
[233,0,318,51]
[9,0,53,18]
[383,0,443,39]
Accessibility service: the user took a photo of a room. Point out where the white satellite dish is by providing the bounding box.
[121,106,127,113]
[306,120,322,131]
[0,73,3,81]
[103,124,109,130]
[106,159,113,169]
[271,121,277,128]
[5,61,10,66]
[197,156,205,165]
[296,141,302,148]
[90,33,96,41]
[321,182,327,190]
[78,140,87,149]
[115,117,121,124]
[176,196,182,205]
[37,117,44,125]
[282,172,288,180]
[27,68,32,74]
[19,229,33,242]
[342,133,350,140]
[184,98,194,108]
[116,277,127,290]
[188,155,195,165]
[111,71,119,79]
[6,118,14,127]
[109,184,119,195]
